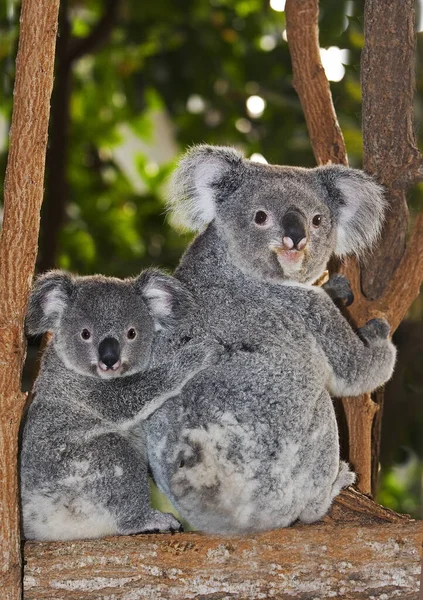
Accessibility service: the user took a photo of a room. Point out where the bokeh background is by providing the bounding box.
[1,0,422,517]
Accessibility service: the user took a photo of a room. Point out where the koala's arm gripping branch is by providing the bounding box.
[308,294,396,398]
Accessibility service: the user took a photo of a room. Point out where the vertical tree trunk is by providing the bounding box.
[0,1,59,598]
[359,0,421,494]
[285,0,423,496]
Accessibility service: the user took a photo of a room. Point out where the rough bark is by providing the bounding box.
[360,0,419,299]
[284,0,348,167]
[342,395,379,496]
[0,1,60,598]
[285,0,423,496]
[22,490,423,599]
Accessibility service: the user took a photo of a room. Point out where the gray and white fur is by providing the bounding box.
[21,269,216,540]
[147,145,396,534]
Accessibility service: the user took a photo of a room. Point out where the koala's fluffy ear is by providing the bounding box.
[135,270,192,331]
[26,271,75,336]
[316,165,386,257]
[168,144,245,231]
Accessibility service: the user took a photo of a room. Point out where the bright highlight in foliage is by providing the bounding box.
[269,0,286,12]
[259,35,276,52]
[320,47,348,82]
[246,95,266,118]
[187,94,206,114]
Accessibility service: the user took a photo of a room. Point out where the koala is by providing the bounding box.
[146,145,397,534]
[20,269,215,541]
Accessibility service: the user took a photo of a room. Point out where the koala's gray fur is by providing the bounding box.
[146,145,396,534]
[21,269,215,541]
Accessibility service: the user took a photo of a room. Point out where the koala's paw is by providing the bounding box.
[336,461,356,489]
[322,274,354,307]
[120,511,182,535]
[142,511,183,533]
[358,318,390,343]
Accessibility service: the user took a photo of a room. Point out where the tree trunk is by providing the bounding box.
[0,1,59,598]
[285,0,423,496]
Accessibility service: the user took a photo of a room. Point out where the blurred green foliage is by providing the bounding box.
[0,0,369,276]
[1,0,423,517]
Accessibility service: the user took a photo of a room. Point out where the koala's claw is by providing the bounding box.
[322,274,354,307]
[358,318,390,342]
[343,289,354,307]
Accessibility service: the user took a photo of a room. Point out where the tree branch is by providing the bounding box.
[22,491,423,599]
[378,211,423,332]
[285,0,348,166]
[0,1,59,598]
[359,0,419,300]
[66,0,119,65]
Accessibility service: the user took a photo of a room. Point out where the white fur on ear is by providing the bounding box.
[136,269,192,332]
[168,145,244,231]
[26,271,74,336]
[335,174,386,256]
[43,288,70,320]
[142,280,173,331]
[317,166,386,257]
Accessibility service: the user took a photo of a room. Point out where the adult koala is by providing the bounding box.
[147,145,396,534]
[21,269,215,540]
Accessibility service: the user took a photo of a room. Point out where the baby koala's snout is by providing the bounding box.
[281,210,308,251]
[98,337,121,371]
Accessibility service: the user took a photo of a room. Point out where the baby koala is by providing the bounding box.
[21,269,214,541]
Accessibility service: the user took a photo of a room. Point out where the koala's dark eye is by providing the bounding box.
[254,210,268,225]
[312,214,322,227]
[127,328,137,340]
[81,329,91,340]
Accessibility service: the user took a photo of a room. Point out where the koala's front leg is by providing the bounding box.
[96,433,181,535]
[308,292,396,397]
[154,337,220,390]
[116,339,223,422]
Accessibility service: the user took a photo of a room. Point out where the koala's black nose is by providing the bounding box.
[281,211,308,250]
[98,337,120,369]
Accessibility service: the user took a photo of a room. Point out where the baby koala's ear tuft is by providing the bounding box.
[168,144,245,231]
[135,270,193,331]
[315,165,386,257]
[25,270,75,336]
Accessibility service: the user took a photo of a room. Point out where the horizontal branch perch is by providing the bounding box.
[23,490,423,599]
